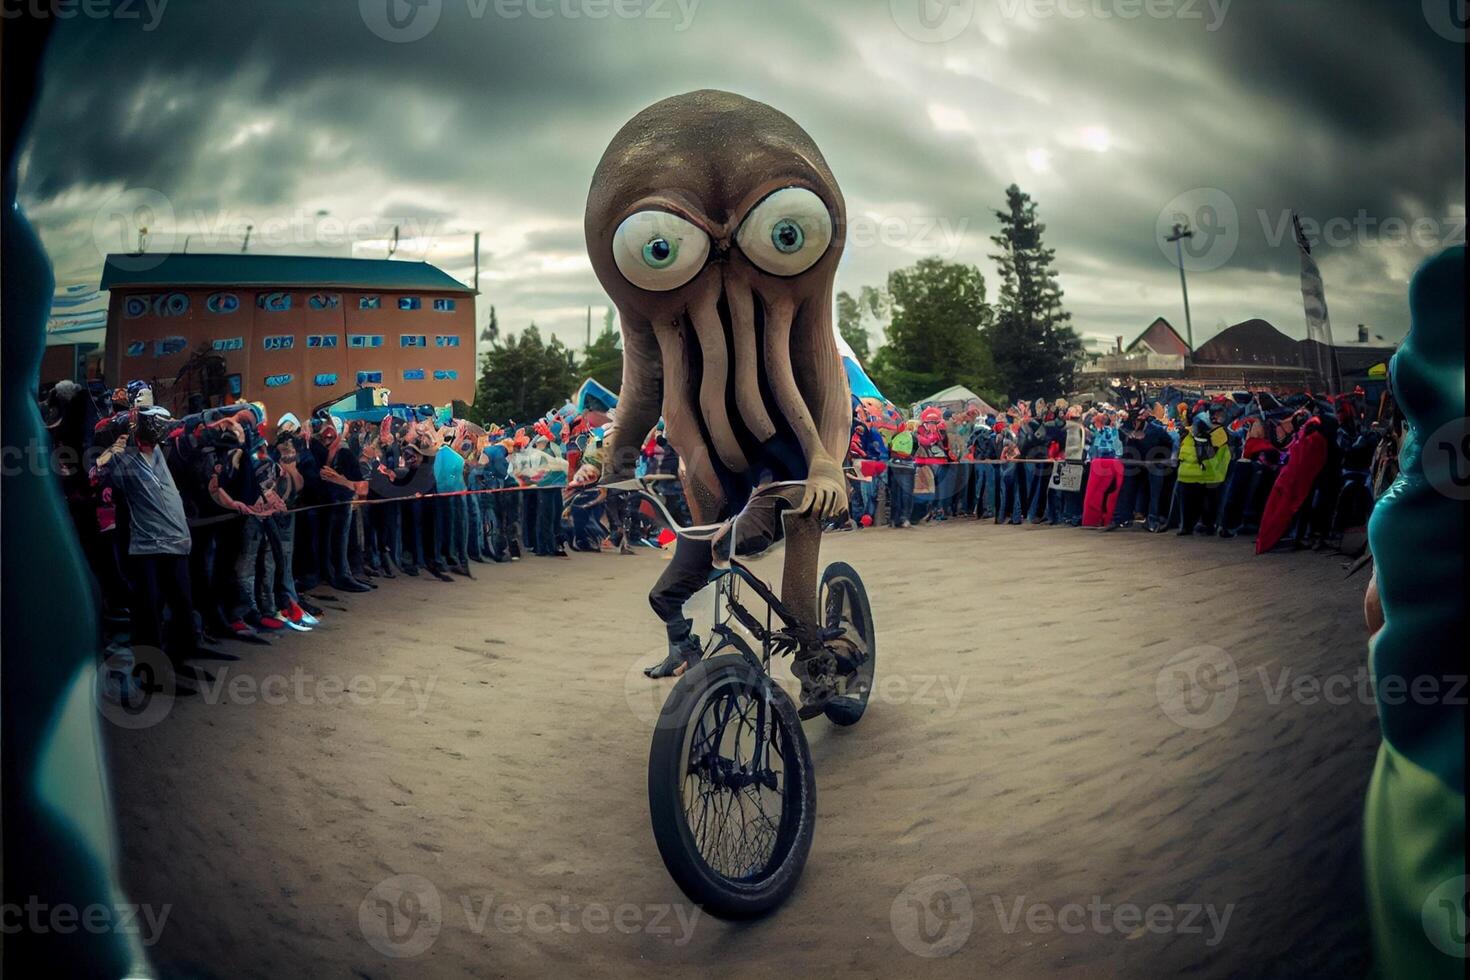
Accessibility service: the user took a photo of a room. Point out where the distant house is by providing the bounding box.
[101,253,476,417]
[1078,316,1190,379]
[1126,317,1191,358]
[1193,318,1396,391]
[1080,315,1396,395]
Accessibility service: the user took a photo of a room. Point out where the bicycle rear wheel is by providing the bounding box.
[647,643,816,918]
[819,561,877,726]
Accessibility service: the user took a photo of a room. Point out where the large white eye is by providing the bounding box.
[611,210,710,291]
[735,187,833,277]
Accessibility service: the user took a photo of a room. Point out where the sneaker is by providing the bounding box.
[278,611,312,632]
[257,614,287,631]
[792,653,839,720]
[290,603,320,626]
[226,620,269,643]
[645,635,702,678]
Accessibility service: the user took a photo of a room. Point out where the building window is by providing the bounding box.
[307,334,340,349]
[313,373,338,387]
[125,340,147,356]
[359,295,381,310]
[400,334,427,348]
[212,337,243,351]
[433,369,459,381]
[155,337,187,357]
[402,368,425,381]
[347,334,384,349]
[264,374,293,388]
[433,298,456,312]
[434,335,461,347]
[156,293,189,317]
[308,293,341,310]
[257,292,292,312]
[398,296,421,311]
[207,292,240,314]
[356,370,383,385]
[263,335,295,351]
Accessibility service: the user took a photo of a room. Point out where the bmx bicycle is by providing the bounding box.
[608,477,877,918]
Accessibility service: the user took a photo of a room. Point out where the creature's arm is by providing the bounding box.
[602,315,662,482]
[764,295,849,519]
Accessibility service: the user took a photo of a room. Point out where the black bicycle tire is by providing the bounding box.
[647,647,816,918]
[819,561,877,727]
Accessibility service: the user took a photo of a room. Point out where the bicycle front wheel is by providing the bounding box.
[647,647,816,918]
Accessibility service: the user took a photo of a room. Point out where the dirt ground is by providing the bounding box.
[104,518,1381,979]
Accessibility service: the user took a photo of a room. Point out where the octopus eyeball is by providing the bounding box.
[736,187,833,277]
[611,210,710,291]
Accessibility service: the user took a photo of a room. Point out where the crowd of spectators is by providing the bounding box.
[841,388,1392,553]
[41,380,683,686]
[40,376,1392,689]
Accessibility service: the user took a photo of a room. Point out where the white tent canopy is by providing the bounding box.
[912,384,996,416]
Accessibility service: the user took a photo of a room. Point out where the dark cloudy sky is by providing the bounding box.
[19,0,1465,353]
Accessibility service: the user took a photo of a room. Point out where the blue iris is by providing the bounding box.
[772,219,804,254]
[643,237,677,268]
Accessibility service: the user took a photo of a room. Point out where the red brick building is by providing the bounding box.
[100,253,476,418]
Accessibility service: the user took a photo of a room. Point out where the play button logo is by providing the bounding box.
[891,0,975,43]
[361,0,442,43]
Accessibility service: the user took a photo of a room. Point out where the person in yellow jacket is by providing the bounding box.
[1175,403,1230,535]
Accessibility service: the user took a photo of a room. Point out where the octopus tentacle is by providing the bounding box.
[603,310,663,480]
[687,288,749,473]
[725,276,777,443]
[760,294,826,465]
[652,316,726,520]
[790,296,852,462]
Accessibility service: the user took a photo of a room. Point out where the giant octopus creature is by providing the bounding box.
[586,90,851,695]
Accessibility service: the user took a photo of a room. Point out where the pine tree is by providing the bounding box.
[986,184,1083,401]
[478,304,499,346]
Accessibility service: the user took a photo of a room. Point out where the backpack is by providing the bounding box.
[889,430,915,457]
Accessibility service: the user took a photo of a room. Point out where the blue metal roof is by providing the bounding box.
[99,253,476,294]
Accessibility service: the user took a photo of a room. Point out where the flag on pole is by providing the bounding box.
[1293,213,1337,392]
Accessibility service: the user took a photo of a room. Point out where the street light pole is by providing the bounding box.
[1165,222,1195,351]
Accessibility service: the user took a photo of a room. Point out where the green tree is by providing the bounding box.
[836,291,869,361]
[468,324,578,425]
[580,324,623,393]
[986,184,1083,400]
[866,257,999,407]
[478,304,499,347]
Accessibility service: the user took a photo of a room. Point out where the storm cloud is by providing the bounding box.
[18,0,1464,352]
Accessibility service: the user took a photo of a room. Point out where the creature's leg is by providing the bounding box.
[780,511,822,633]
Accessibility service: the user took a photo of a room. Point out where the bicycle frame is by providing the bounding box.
[603,475,823,679]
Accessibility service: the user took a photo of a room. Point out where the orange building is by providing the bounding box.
[100,253,476,418]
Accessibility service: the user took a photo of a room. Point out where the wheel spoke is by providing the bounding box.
[677,680,789,882]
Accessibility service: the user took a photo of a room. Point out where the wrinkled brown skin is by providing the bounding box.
[586,90,851,628]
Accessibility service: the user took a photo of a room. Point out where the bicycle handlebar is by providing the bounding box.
[598,476,809,540]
